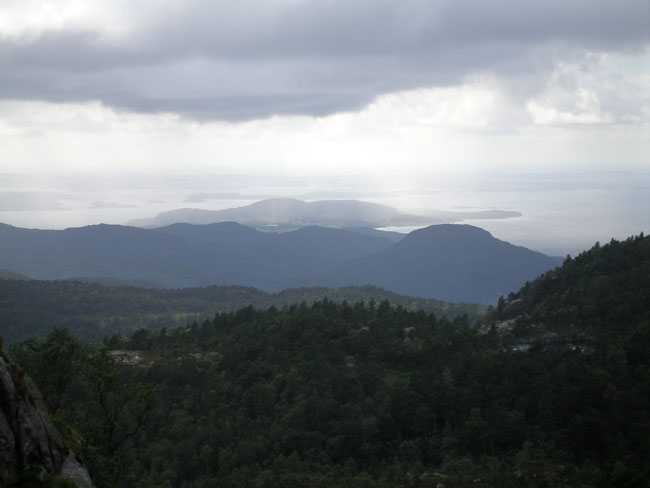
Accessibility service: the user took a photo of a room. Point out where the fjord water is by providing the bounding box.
[0,170,647,257]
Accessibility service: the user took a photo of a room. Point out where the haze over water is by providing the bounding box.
[1,169,647,258]
[1,1,648,260]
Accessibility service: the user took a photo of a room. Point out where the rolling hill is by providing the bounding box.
[487,232,650,339]
[296,224,561,304]
[0,222,559,303]
[0,280,485,343]
[128,197,521,229]
[12,233,648,487]
[0,222,396,289]
[128,198,431,228]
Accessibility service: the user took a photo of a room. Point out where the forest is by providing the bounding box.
[0,281,482,343]
[7,234,650,487]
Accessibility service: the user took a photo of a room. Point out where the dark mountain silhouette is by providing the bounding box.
[0,222,395,290]
[0,223,194,286]
[344,226,405,242]
[0,222,558,303]
[296,224,561,304]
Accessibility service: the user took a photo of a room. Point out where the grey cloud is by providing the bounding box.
[0,0,647,121]
[141,0,647,59]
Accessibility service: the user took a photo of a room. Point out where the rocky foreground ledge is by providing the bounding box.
[0,343,94,487]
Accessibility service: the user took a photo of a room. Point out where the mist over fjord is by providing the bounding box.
[0,169,647,257]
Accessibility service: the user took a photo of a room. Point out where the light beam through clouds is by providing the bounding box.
[0,0,648,255]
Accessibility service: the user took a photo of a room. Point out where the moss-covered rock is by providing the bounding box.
[0,346,94,487]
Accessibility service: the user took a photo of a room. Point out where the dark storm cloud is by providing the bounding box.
[0,0,647,120]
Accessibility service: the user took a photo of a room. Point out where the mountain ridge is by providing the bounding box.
[0,221,558,304]
[0,221,396,289]
[296,224,561,304]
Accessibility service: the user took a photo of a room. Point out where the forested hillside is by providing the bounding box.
[9,234,650,487]
[0,222,558,302]
[0,222,395,289]
[488,233,650,342]
[300,224,560,303]
[0,268,29,280]
[0,280,483,343]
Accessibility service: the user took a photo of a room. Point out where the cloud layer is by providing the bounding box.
[1,0,648,121]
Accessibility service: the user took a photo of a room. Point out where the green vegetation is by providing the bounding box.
[12,471,78,488]
[11,329,155,488]
[0,268,29,280]
[8,233,649,487]
[0,280,484,343]
[488,233,650,341]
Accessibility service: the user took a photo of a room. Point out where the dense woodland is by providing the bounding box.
[8,234,650,487]
[0,281,482,343]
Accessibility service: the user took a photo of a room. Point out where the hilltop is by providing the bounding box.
[0,222,557,304]
[299,224,561,303]
[485,232,650,346]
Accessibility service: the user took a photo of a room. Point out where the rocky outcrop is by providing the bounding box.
[0,347,94,487]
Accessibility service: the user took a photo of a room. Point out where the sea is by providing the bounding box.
[0,170,648,258]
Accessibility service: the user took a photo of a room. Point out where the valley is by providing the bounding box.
[3,234,648,487]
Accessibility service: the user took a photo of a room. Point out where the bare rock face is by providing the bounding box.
[61,453,95,488]
[0,349,94,487]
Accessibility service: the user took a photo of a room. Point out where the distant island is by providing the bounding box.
[128,197,522,229]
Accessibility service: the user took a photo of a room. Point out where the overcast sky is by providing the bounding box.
[0,0,647,177]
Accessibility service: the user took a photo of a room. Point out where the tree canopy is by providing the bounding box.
[8,233,650,487]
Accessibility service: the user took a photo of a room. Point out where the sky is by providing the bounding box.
[0,0,649,254]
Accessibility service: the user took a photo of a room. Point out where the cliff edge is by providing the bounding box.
[0,344,94,487]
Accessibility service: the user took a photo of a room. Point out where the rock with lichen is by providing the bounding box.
[0,344,94,487]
